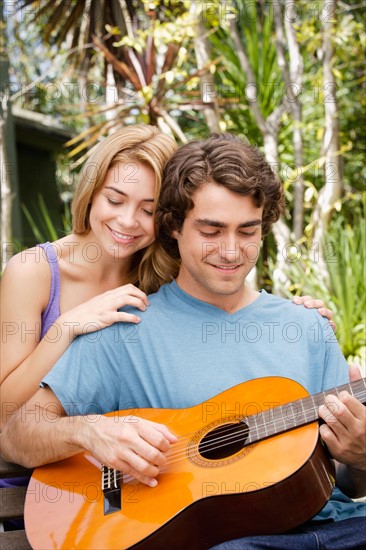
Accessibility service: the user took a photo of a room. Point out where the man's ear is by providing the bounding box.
[171,229,179,240]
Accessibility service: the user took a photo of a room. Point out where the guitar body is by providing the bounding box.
[25,377,335,549]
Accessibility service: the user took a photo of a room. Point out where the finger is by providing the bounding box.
[116,457,159,488]
[105,287,148,306]
[139,424,174,454]
[293,295,318,305]
[349,363,362,382]
[115,296,149,311]
[319,401,339,425]
[303,299,325,309]
[149,422,178,443]
[119,421,169,466]
[319,394,357,430]
[315,307,334,320]
[162,430,178,444]
[80,312,141,331]
[134,473,158,487]
[292,297,335,325]
[114,312,141,324]
[154,422,178,444]
[319,422,339,446]
[135,438,168,468]
[338,390,366,421]
[117,285,149,306]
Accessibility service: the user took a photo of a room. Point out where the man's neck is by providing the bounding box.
[175,278,259,313]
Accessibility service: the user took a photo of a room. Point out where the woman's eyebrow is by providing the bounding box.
[104,186,154,202]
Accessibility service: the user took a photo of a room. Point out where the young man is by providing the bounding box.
[2,134,365,549]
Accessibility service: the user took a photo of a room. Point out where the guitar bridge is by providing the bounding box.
[101,465,122,515]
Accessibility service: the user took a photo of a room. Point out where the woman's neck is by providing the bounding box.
[56,233,134,284]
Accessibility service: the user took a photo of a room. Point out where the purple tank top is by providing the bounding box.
[0,243,62,510]
[37,242,61,338]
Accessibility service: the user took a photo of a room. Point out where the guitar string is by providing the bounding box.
[104,424,249,485]
[106,386,366,481]
[110,406,366,485]
[113,382,365,450]
[110,401,335,487]
[110,383,366,457]
[105,387,366,485]
[157,387,366,462]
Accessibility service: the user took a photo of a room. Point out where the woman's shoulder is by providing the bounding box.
[1,244,55,313]
[5,244,50,271]
[2,244,54,294]
[5,235,76,273]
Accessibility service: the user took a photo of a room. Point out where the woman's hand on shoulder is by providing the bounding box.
[61,284,150,337]
[292,294,336,331]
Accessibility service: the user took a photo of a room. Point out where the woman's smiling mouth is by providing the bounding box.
[108,227,142,242]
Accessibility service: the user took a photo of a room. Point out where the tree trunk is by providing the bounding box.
[0,98,13,271]
[190,3,220,133]
[311,0,342,278]
[229,10,291,293]
[273,1,305,241]
[1,0,19,269]
[264,132,292,293]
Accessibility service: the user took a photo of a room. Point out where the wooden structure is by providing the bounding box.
[0,456,32,550]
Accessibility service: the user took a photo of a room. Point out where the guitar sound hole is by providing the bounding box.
[199,422,249,460]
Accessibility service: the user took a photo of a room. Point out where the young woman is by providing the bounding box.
[0,124,333,428]
[0,124,179,427]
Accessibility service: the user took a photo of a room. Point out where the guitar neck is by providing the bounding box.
[244,378,366,445]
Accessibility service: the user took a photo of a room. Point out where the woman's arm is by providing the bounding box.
[0,251,72,427]
[0,251,149,429]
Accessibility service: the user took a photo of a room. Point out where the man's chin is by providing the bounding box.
[205,281,244,297]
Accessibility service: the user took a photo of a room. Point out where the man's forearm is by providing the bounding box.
[336,462,366,499]
[1,404,85,468]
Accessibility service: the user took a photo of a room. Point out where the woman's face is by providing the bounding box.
[89,161,157,261]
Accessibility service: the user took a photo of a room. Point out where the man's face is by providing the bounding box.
[173,181,263,309]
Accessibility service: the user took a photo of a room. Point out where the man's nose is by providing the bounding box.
[219,236,241,262]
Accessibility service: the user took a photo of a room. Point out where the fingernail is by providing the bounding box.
[149,479,158,488]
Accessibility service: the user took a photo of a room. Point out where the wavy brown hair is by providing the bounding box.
[156,133,285,259]
[71,124,180,293]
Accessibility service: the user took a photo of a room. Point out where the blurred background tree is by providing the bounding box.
[1,0,364,366]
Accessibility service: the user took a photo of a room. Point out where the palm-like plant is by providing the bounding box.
[64,10,219,164]
[209,1,281,142]
[16,0,141,75]
[15,0,218,162]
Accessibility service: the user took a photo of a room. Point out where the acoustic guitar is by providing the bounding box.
[25,376,366,550]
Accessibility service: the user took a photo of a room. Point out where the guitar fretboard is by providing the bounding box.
[242,378,366,445]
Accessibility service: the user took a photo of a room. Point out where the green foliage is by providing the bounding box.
[291,1,366,194]
[22,195,71,243]
[9,0,366,339]
[277,204,365,363]
[209,0,280,140]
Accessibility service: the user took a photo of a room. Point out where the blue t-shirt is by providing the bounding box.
[42,281,365,522]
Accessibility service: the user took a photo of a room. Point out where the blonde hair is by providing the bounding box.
[71,124,180,293]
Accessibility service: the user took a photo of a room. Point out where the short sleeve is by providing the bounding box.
[41,329,120,416]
